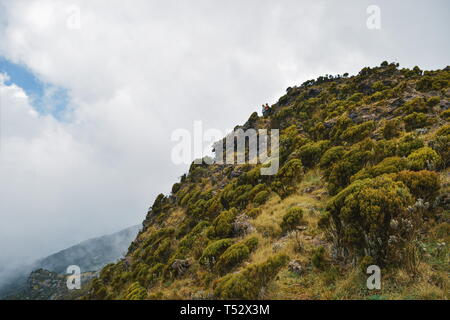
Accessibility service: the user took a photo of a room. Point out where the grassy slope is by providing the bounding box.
[85,62,449,300]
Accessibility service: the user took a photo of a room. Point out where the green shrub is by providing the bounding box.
[298,140,330,168]
[383,119,402,139]
[311,246,327,269]
[416,76,433,91]
[351,156,407,182]
[319,146,346,171]
[393,170,440,202]
[246,208,262,218]
[248,184,266,199]
[214,254,289,299]
[272,159,303,198]
[348,93,364,102]
[91,278,108,299]
[205,197,223,216]
[216,237,259,274]
[397,134,424,156]
[340,121,375,143]
[435,124,450,137]
[279,125,307,163]
[359,256,376,273]
[200,238,234,267]
[280,207,304,233]
[404,112,434,131]
[402,97,427,113]
[171,221,210,261]
[171,183,181,194]
[238,166,261,186]
[427,96,440,107]
[208,209,238,239]
[407,147,442,170]
[124,282,147,300]
[430,133,449,168]
[253,190,270,206]
[327,141,374,194]
[320,176,415,265]
[440,109,450,121]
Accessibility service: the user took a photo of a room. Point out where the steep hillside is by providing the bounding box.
[86,62,449,300]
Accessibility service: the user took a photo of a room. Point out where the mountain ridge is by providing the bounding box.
[85,63,450,299]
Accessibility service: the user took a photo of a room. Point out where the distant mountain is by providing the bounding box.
[0,225,140,299]
[35,225,140,274]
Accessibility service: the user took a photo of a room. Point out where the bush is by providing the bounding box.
[440,109,450,121]
[208,209,238,239]
[407,147,442,171]
[393,170,440,202]
[319,146,346,172]
[327,141,374,194]
[171,183,181,194]
[383,119,402,139]
[311,246,327,269]
[435,124,450,137]
[298,140,330,168]
[272,159,303,198]
[215,237,259,274]
[205,197,224,216]
[416,76,433,91]
[320,176,416,265]
[246,208,262,218]
[199,238,234,267]
[427,96,440,107]
[253,190,270,206]
[340,121,375,143]
[351,156,407,182]
[430,132,449,168]
[359,256,376,273]
[280,207,303,233]
[214,254,289,299]
[172,221,209,260]
[402,97,427,113]
[403,112,434,131]
[248,184,266,199]
[397,134,424,157]
[124,282,147,300]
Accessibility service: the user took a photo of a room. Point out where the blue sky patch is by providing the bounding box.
[0,57,69,120]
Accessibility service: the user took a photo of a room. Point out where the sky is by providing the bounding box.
[0,0,448,279]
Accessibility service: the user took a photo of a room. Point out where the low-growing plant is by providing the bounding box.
[280,207,304,233]
[214,254,289,299]
[215,237,259,274]
[407,147,442,171]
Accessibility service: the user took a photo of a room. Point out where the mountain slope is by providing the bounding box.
[86,62,449,300]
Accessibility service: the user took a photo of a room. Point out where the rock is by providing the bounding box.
[288,260,303,275]
[171,259,190,276]
[232,214,254,236]
[303,186,315,193]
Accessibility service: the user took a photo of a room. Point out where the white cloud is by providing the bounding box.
[0,0,448,271]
